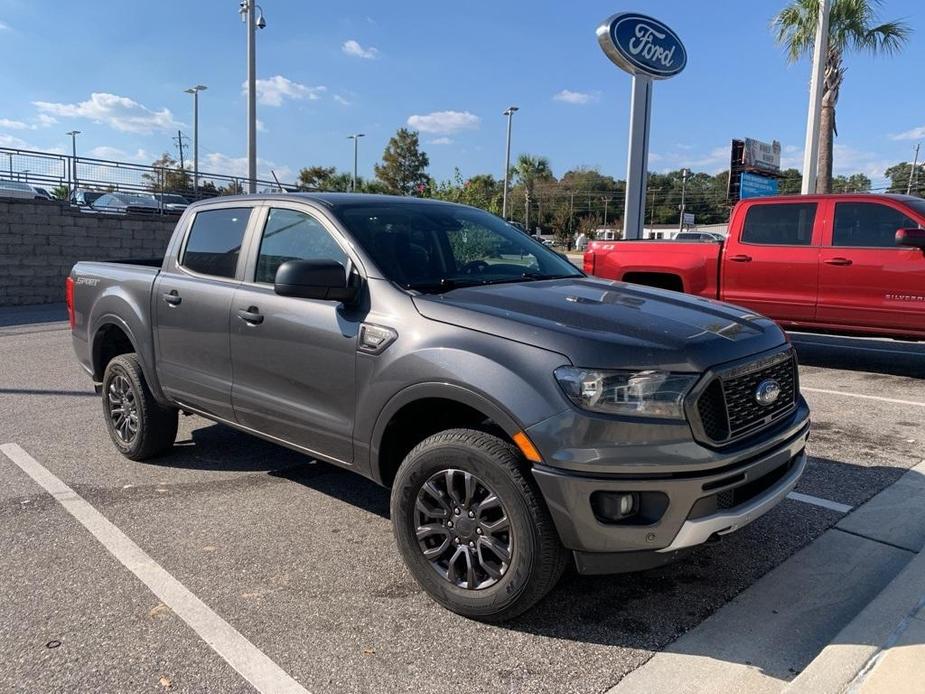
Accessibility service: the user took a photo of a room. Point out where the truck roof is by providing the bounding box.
[187,192,465,211]
[740,192,919,204]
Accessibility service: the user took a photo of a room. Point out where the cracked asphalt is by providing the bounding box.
[1,305,922,693]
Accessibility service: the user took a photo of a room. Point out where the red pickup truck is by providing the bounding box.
[584,193,925,340]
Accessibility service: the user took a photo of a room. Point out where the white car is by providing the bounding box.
[0,180,43,200]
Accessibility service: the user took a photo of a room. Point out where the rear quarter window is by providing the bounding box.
[181,208,251,279]
[741,203,817,246]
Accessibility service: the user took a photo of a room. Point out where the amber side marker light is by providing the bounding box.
[513,431,543,463]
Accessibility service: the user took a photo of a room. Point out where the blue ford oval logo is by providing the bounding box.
[597,13,687,80]
[755,379,781,407]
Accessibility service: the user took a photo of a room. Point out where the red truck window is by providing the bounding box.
[741,203,817,246]
[832,202,918,248]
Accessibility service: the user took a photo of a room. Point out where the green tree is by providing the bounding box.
[832,172,872,192]
[885,162,923,195]
[514,154,554,232]
[374,128,430,196]
[51,184,70,200]
[143,152,191,193]
[773,0,910,193]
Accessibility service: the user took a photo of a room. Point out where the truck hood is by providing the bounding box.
[412,277,785,372]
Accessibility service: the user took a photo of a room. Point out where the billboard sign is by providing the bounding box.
[596,13,687,80]
[740,171,779,199]
[743,138,781,173]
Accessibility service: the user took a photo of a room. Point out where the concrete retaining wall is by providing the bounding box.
[0,198,178,306]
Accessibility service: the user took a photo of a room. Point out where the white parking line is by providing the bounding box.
[787,491,853,514]
[0,442,309,694]
[801,387,925,408]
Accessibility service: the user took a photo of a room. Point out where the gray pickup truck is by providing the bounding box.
[68,193,810,621]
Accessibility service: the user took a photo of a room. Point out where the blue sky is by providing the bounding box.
[0,0,922,188]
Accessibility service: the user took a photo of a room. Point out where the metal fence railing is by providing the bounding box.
[0,146,299,214]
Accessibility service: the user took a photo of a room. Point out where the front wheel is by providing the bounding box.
[390,429,568,622]
[101,353,178,461]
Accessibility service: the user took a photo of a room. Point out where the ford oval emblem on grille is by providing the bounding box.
[755,379,781,406]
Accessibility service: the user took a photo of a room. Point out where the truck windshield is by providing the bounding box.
[337,202,583,291]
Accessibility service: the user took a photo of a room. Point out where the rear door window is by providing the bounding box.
[832,202,919,248]
[181,207,251,278]
[741,203,817,246]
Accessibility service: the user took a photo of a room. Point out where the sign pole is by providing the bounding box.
[623,75,652,240]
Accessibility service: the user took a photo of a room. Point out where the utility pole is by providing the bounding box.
[66,130,80,192]
[907,143,920,195]
[241,1,266,193]
[678,168,690,231]
[347,133,365,192]
[602,196,610,227]
[501,106,518,219]
[524,190,531,234]
[568,192,575,234]
[801,0,831,195]
[185,85,206,195]
[173,130,189,170]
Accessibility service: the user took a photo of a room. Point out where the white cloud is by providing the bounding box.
[342,39,379,60]
[256,119,267,133]
[0,133,29,148]
[33,93,179,134]
[427,137,453,145]
[553,89,599,105]
[407,110,480,135]
[86,146,151,163]
[36,114,57,127]
[201,152,293,184]
[250,75,326,107]
[891,125,925,141]
[0,118,30,130]
[333,95,351,106]
[0,21,9,31]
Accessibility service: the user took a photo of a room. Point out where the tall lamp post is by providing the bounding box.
[185,85,207,196]
[347,133,365,192]
[801,0,831,195]
[678,168,690,231]
[66,130,81,192]
[240,1,267,193]
[501,106,518,220]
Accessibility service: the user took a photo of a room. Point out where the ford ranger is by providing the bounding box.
[68,193,810,621]
[584,193,925,340]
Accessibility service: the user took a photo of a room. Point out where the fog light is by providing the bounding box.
[592,491,639,522]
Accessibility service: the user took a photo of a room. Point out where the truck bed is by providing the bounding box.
[584,239,723,298]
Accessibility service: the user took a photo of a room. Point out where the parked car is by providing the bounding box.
[68,193,810,621]
[29,185,54,200]
[144,193,190,212]
[93,192,171,215]
[70,189,107,208]
[585,193,925,341]
[0,179,45,200]
[674,231,725,242]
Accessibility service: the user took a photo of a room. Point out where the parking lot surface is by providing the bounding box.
[1,306,923,693]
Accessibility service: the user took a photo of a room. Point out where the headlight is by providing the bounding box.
[554,366,698,419]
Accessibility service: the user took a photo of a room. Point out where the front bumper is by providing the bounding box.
[530,405,809,571]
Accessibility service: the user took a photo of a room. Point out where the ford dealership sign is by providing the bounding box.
[597,13,687,79]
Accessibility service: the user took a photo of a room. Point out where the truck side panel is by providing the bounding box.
[584,240,722,298]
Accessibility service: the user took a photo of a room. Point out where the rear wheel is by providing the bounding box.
[101,353,178,460]
[390,429,568,622]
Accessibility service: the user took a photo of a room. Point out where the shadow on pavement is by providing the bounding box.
[790,332,925,378]
[0,303,67,327]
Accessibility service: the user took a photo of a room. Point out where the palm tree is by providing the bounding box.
[773,0,910,193]
[514,154,554,231]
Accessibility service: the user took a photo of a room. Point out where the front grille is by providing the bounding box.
[693,349,797,446]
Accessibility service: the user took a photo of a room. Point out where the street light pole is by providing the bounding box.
[501,106,518,220]
[185,85,207,196]
[801,0,831,195]
[66,130,80,192]
[907,143,920,196]
[347,134,365,192]
[678,168,690,231]
[240,1,266,193]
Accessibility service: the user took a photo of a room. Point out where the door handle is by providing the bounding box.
[729,254,752,262]
[824,257,853,266]
[162,290,182,306]
[237,306,264,325]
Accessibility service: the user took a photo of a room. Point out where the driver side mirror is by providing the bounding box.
[274,259,358,302]
[896,228,925,250]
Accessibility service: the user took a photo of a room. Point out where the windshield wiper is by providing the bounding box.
[481,272,580,286]
[404,277,483,294]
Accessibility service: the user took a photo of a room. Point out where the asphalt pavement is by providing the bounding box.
[0,305,923,693]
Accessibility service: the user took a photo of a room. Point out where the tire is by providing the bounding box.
[390,428,568,622]
[101,353,178,461]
